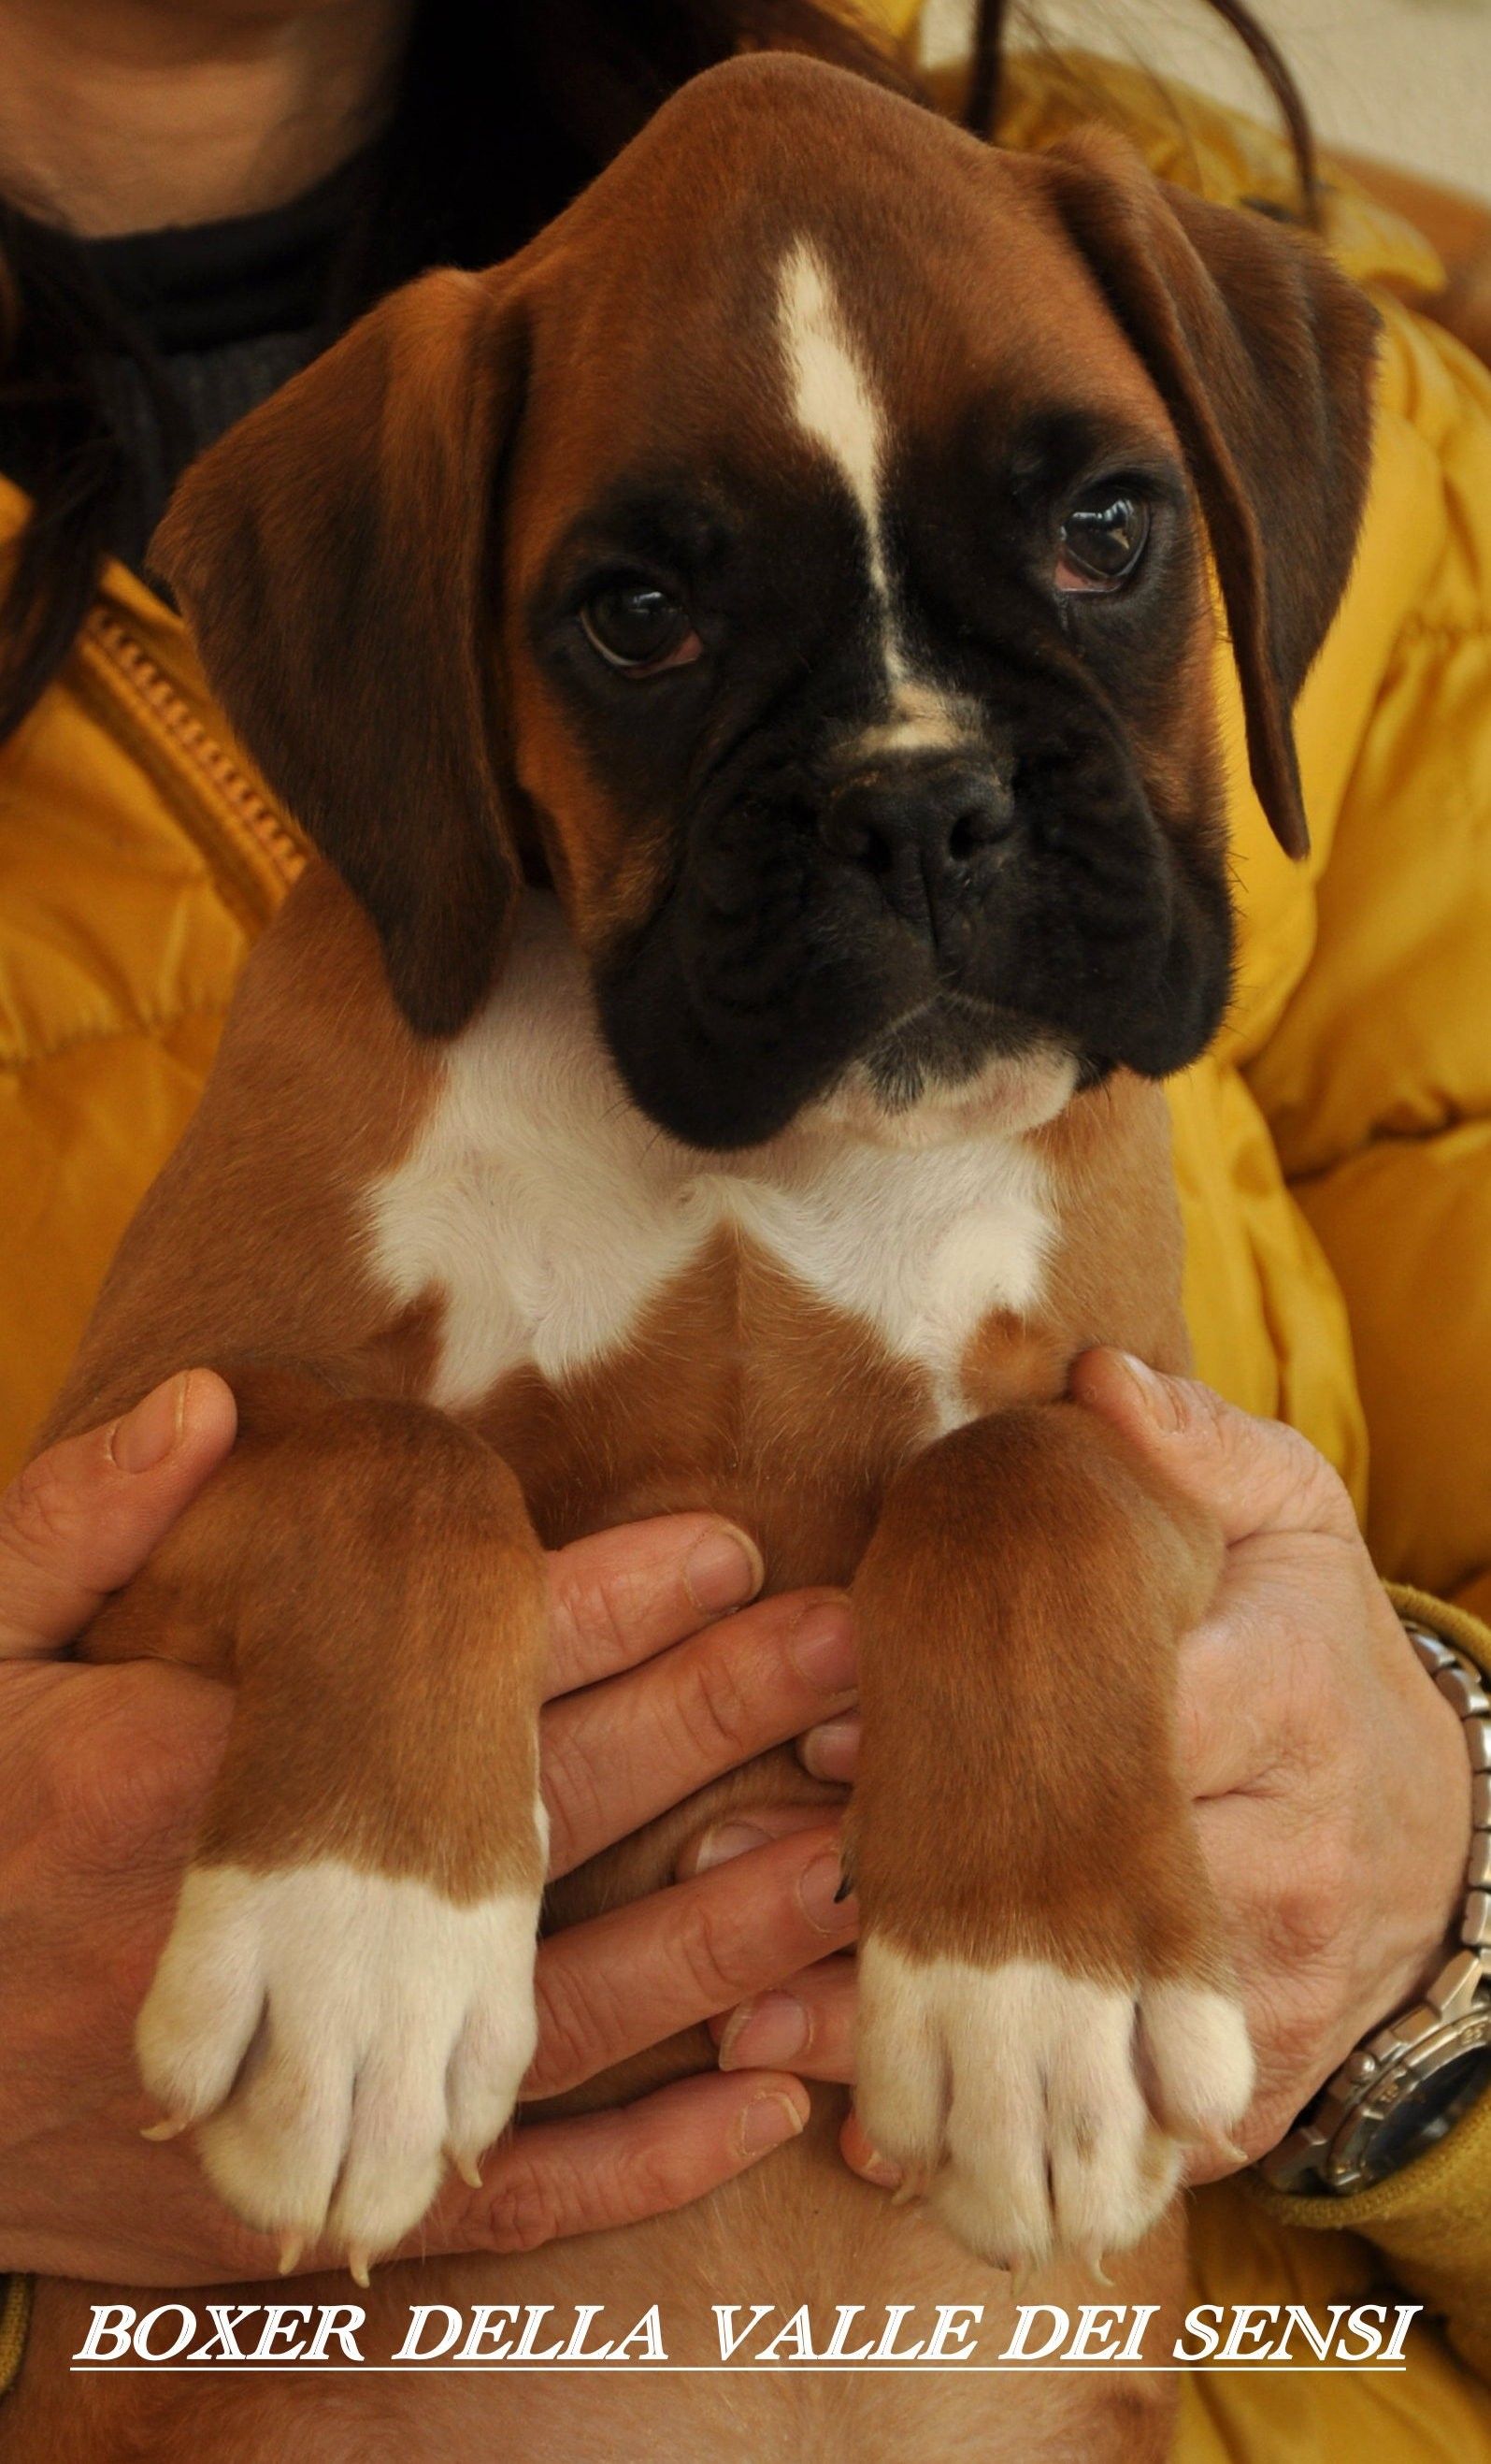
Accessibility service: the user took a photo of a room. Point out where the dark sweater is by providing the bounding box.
[20,148,370,575]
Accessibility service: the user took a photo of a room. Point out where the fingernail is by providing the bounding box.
[800,1849,855,1933]
[693,1819,772,1871]
[798,1715,859,1780]
[1116,1352,1181,1431]
[684,1526,765,1616]
[719,1991,809,2071]
[788,1597,856,1693]
[738,2087,809,2158]
[111,1373,190,1475]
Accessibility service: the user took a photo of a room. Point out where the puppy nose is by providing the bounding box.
[820,759,1015,929]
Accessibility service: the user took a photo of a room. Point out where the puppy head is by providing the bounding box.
[153,54,1378,1150]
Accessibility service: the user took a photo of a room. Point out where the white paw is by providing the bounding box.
[856,1943,1253,2269]
[137,1857,542,2269]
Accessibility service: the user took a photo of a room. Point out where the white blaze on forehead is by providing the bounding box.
[776,237,973,751]
[777,237,905,684]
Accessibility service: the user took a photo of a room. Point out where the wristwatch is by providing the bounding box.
[1261,1620,1491,2196]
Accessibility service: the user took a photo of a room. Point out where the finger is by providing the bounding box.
[675,1804,840,1879]
[1069,1349,1357,1547]
[544,1517,764,1697]
[797,1709,860,1783]
[0,1371,238,1661]
[528,1823,856,2099]
[543,1591,853,1874]
[421,2070,810,2260]
[710,1953,858,2084]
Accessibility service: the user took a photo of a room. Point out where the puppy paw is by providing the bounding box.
[137,1857,542,2270]
[855,1939,1252,2269]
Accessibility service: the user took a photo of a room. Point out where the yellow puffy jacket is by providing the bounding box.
[4,39,1491,2460]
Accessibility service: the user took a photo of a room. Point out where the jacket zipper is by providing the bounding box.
[79,607,305,923]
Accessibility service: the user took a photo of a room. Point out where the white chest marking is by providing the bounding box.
[777,238,971,753]
[365,904,1055,1422]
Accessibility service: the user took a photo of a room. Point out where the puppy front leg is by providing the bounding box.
[82,1376,549,2274]
[850,1401,1253,2272]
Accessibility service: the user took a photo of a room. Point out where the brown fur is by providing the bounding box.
[853,1401,1224,1982]
[90,1380,548,1900]
[480,1230,930,1578]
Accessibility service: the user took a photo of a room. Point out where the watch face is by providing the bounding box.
[1355,2044,1491,2183]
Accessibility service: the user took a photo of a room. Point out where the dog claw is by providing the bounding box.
[277,2238,304,2277]
[889,2163,932,2208]
[139,2116,189,2142]
[347,2246,372,2290]
[452,2150,484,2191]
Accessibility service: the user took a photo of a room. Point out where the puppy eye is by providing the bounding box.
[579,580,702,673]
[1055,488,1151,594]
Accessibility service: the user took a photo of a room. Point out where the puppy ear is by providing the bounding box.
[151,267,525,1035]
[1041,129,1380,857]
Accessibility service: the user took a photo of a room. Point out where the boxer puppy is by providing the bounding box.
[22,52,1377,2462]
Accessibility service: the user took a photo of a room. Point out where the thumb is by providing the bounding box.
[0,1370,238,1661]
[1069,1348,1355,1548]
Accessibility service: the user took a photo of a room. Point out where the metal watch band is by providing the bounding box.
[1402,1621,1491,1947]
[1261,1616,1491,2194]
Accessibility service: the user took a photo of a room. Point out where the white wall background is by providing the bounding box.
[918,0,1491,198]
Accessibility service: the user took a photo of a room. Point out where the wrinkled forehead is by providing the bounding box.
[506,71,1178,584]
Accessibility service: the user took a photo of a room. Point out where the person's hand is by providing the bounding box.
[0,1374,857,2284]
[1075,1350,1471,2179]
[714,1353,1471,2191]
